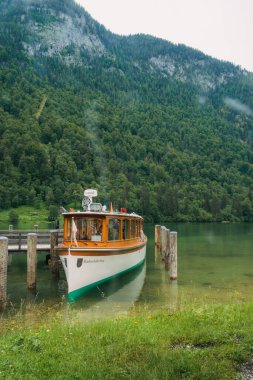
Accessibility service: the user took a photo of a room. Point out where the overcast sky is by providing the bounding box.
[75,0,253,72]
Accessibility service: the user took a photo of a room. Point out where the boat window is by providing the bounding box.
[137,221,141,238]
[123,219,130,239]
[135,221,139,238]
[130,220,135,238]
[108,218,120,240]
[66,217,103,241]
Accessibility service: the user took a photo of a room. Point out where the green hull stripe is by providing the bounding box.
[68,258,146,303]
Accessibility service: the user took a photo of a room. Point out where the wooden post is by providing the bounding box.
[155,225,160,247]
[157,225,162,249]
[27,233,37,290]
[164,229,171,270]
[50,230,59,276]
[155,225,161,262]
[169,232,177,280]
[0,237,8,310]
[160,226,164,258]
[161,227,168,260]
[18,233,22,250]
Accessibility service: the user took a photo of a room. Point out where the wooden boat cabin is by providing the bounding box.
[63,210,144,250]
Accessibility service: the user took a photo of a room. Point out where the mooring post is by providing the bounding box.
[0,237,8,310]
[160,226,164,258]
[27,233,37,290]
[164,229,171,270]
[18,233,22,251]
[169,232,177,280]
[155,225,160,262]
[50,230,59,276]
[157,225,162,249]
[155,225,160,247]
[161,226,168,260]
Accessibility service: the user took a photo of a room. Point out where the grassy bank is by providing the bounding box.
[1,302,253,379]
[0,205,48,228]
[0,205,64,230]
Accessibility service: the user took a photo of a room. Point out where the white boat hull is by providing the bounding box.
[59,244,146,302]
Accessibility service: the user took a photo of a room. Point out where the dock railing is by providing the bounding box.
[0,229,63,252]
[0,229,63,310]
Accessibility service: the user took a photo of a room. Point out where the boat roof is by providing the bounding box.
[62,211,143,220]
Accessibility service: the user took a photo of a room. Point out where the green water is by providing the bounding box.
[4,223,253,318]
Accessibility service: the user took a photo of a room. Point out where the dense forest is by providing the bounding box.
[0,0,253,222]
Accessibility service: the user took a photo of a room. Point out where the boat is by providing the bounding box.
[55,189,147,302]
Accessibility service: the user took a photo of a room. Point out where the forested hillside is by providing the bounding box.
[0,0,253,222]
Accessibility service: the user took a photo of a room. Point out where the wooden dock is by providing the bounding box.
[0,229,63,309]
[0,229,63,253]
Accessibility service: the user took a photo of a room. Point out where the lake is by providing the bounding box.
[3,223,253,319]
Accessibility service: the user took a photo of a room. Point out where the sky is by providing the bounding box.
[75,0,253,72]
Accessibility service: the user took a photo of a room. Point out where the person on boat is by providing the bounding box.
[71,217,78,247]
[108,218,119,240]
[113,219,119,240]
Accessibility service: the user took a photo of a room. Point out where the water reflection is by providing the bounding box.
[70,262,146,320]
[4,223,253,319]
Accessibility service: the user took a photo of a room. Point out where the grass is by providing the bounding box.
[0,205,63,230]
[0,205,48,227]
[1,302,253,379]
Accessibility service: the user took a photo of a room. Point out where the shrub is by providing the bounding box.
[8,210,19,224]
[48,205,59,221]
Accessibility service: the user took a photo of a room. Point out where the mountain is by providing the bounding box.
[0,0,253,222]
